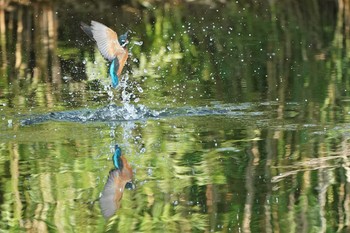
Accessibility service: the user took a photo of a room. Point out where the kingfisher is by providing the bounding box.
[80,21,129,88]
[99,145,134,219]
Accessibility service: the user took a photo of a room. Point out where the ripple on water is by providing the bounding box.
[20,101,304,127]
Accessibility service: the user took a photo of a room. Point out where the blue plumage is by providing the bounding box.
[112,145,122,170]
[109,59,120,88]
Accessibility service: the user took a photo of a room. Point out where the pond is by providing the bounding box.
[0,0,350,232]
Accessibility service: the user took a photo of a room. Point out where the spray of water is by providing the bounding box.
[118,74,140,120]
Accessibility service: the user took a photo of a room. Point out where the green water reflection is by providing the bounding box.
[1,0,350,232]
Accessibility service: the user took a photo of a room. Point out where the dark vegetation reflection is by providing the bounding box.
[1,0,350,232]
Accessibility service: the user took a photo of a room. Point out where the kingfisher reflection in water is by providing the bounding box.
[100,145,134,219]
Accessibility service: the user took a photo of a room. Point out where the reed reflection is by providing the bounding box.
[0,1,63,110]
[100,144,134,219]
[1,2,58,77]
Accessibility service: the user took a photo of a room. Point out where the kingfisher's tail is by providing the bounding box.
[109,58,120,88]
[112,145,122,170]
[110,74,119,88]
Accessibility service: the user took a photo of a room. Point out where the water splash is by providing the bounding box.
[133,41,143,46]
[117,73,149,120]
[20,102,288,126]
[105,85,115,103]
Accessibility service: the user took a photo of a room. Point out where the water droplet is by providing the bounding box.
[134,41,143,46]
[137,86,143,93]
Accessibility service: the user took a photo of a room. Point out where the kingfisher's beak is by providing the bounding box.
[121,40,129,48]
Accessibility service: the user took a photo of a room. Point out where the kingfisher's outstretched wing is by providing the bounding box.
[81,21,125,62]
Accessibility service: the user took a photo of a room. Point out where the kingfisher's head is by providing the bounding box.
[118,31,129,47]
